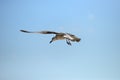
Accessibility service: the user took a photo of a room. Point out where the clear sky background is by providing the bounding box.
[0,0,120,80]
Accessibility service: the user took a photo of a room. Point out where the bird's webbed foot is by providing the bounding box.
[66,39,72,45]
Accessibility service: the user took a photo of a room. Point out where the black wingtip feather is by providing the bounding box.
[20,30,30,33]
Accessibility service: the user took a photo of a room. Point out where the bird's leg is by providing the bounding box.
[49,37,55,44]
[49,39,53,43]
[67,40,72,45]
[49,40,52,43]
[66,39,72,45]
[68,41,72,45]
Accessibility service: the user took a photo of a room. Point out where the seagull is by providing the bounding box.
[20,30,81,45]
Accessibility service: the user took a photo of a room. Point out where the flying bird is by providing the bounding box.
[20,30,81,45]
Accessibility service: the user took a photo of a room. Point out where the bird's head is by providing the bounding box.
[76,38,81,42]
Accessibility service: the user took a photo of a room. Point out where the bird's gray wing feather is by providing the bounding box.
[20,30,59,34]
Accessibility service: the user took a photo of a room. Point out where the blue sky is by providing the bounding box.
[0,0,120,80]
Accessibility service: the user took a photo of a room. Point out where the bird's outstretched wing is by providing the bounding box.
[20,30,59,34]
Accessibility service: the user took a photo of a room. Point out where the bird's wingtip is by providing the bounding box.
[20,30,30,33]
[20,30,25,32]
